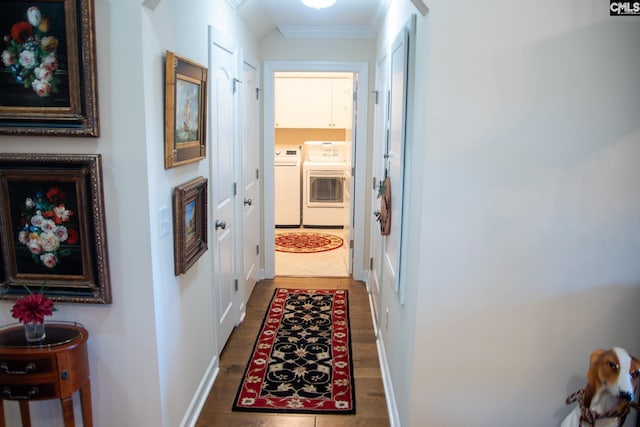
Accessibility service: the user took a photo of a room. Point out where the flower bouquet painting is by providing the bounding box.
[17,186,80,270]
[7,180,83,277]
[0,0,99,136]
[0,3,69,107]
[0,154,112,304]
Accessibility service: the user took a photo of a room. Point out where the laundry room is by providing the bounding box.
[273,71,354,277]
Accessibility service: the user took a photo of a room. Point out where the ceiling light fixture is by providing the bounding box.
[302,0,336,10]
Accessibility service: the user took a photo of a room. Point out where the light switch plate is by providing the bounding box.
[159,206,170,238]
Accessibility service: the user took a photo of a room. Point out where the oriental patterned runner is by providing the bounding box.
[232,288,355,414]
[275,232,343,253]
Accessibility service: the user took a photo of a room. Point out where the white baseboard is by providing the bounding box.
[376,333,400,427]
[365,277,400,427]
[179,355,220,427]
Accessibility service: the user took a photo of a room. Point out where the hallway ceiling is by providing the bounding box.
[235,0,389,39]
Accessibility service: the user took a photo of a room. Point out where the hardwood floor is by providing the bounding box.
[196,276,390,427]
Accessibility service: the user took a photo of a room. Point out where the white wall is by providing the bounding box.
[377,0,640,426]
[0,0,162,424]
[0,0,256,426]
[141,1,256,425]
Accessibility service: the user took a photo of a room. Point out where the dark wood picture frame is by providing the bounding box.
[173,176,207,275]
[0,0,100,136]
[0,153,111,303]
[164,51,207,168]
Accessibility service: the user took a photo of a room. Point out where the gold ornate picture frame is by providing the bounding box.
[164,51,207,168]
[0,0,100,136]
[173,176,208,275]
[0,154,111,303]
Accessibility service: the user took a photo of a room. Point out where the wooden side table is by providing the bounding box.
[0,322,91,427]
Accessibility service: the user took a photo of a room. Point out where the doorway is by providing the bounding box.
[263,61,369,281]
[274,72,353,277]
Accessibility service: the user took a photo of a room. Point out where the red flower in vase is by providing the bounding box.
[11,293,55,324]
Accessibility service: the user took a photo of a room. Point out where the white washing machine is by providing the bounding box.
[275,147,301,227]
[302,141,348,228]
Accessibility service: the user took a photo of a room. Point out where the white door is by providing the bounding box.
[209,28,238,352]
[383,27,409,294]
[369,50,389,331]
[241,55,260,308]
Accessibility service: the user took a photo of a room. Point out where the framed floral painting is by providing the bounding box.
[164,51,207,168]
[0,154,111,303]
[0,0,99,136]
[173,176,207,275]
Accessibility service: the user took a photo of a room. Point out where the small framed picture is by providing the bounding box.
[0,0,100,136]
[0,154,111,303]
[164,51,207,168]
[173,176,208,275]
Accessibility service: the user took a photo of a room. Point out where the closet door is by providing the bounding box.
[383,25,409,295]
[209,28,239,352]
[241,55,260,307]
[369,50,388,331]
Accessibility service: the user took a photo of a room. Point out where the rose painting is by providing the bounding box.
[0,154,111,303]
[7,180,83,276]
[0,1,70,108]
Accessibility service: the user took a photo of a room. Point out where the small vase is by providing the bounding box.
[24,321,46,342]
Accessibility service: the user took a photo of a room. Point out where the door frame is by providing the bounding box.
[263,61,369,281]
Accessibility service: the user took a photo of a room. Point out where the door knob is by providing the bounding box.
[243,198,252,206]
[215,220,226,230]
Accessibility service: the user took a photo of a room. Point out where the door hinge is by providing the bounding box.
[351,167,355,177]
[256,244,260,255]
[373,177,377,190]
[372,90,379,104]
[232,78,242,94]
[233,182,237,196]
[256,87,261,100]
[370,257,374,270]
[349,239,354,249]
[256,169,260,180]
[234,279,238,292]
[353,90,357,101]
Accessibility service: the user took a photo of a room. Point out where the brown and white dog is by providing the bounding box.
[562,347,640,427]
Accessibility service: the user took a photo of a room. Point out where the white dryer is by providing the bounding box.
[302,141,348,228]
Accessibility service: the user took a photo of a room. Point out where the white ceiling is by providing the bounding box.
[234,0,389,39]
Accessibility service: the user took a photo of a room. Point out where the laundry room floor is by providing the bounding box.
[275,227,350,277]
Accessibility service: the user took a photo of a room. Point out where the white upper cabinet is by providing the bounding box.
[275,76,352,129]
[330,77,353,129]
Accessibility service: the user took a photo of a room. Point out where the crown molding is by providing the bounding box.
[226,0,243,9]
[142,0,161,11]
[411,0,429,16]
[278,25,375,39]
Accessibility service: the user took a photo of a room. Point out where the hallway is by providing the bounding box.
[195,276,389,426]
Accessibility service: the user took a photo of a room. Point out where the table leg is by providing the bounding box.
[18,401,31,427]
[79,381,93,427]
[60,396,75,427]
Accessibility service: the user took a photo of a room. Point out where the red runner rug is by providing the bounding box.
[232,288,355,414]
[275,232,343,253]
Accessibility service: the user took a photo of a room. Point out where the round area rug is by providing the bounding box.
[275,232,344,254]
